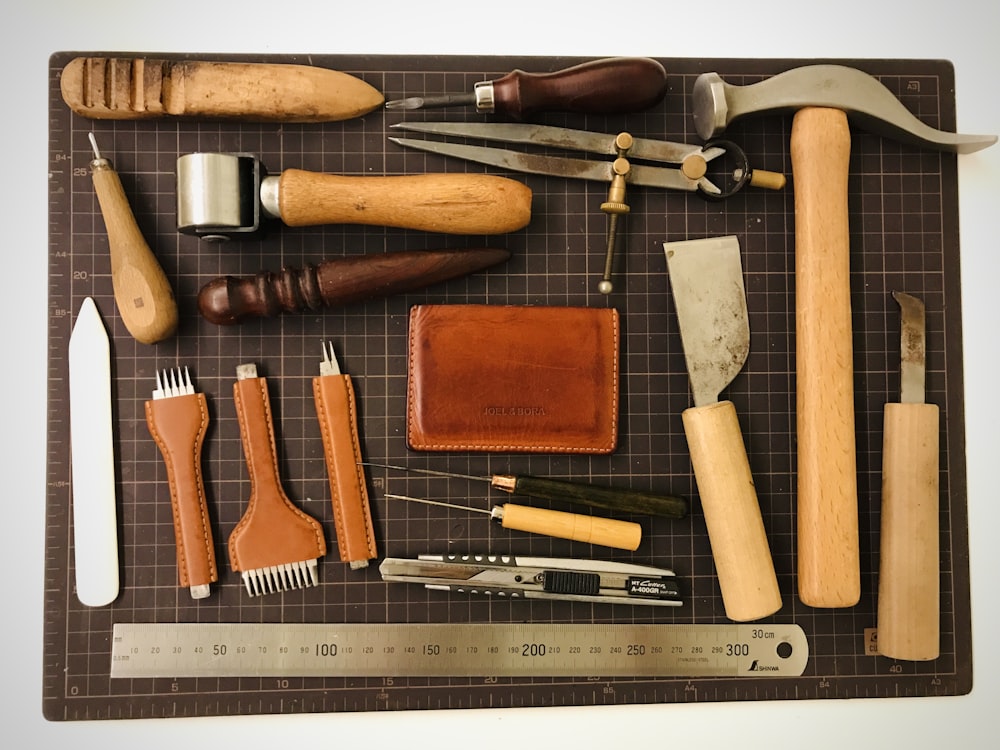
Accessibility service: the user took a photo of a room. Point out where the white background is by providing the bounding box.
[3,2,997,746]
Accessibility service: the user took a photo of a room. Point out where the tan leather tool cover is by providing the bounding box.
[145,393,218,588]
[313,374,377,567]
[406,304,619,453]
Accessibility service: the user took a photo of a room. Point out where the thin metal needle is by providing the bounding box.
[384,494,491,516]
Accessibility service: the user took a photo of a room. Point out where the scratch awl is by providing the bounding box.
[385,57,667,119]
[61,56,383,122]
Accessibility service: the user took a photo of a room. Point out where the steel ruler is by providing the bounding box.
[111,622,807,678]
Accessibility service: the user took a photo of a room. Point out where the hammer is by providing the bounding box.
[175,152,532,241]
[691,64,996,609]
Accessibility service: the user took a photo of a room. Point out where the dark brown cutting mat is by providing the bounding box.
[44,51,971,720]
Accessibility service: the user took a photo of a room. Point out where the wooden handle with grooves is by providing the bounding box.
[497,504,641,551]
[877,402,940,660]
[91,162,178,344]
[61,57,384,122]
[277,170,532,235]
[790,106,861,608]
[682,401,781,622]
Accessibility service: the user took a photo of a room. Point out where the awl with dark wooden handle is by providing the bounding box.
[61,57,383,122]
[877,291,940,661]
[197,248,510,325]
[385,57,667,118]
[664,236,781,622]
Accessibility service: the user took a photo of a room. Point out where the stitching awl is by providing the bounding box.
[228,363,326,596]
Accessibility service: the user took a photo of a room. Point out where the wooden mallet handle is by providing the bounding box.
[791,107,861,608]
[682,400,781,622]
[877,402,940,660]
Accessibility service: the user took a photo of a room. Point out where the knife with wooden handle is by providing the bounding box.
[61,57,384,122]
[877,291,940,660]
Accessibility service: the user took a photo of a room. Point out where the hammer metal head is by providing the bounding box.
[176,152,264,242]
[692,65,996,154]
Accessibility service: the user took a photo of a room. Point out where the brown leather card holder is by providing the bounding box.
[406,304,619,453]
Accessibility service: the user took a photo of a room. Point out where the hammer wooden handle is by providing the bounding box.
[61,57,383,122]
[276,170,532,235]
[682,400,781,622]
[791,107,861,608]
[877,402,940,660]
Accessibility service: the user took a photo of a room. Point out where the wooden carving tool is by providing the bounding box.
[61,56,383,122]
[877,292,940,660]
[664,236,781,622]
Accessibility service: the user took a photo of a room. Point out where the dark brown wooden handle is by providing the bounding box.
[198,247,511,325]
[508,475,687,520]
[492,57,667,118]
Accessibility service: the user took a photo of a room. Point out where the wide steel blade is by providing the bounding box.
[893,291,926,403]
[664,236,749,406]
[391,121,709,164]
[388,137,701,191]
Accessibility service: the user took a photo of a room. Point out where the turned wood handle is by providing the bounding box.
[277,170,532,234]
[197,248,510,325]
[791,107,861,608]
[682,401,781,622]
[491,57,668,118]
[91,163,178,344]
[61,57,384,122]
[509,475,687,520]
[497,505,641,551]
[877,402,940,660]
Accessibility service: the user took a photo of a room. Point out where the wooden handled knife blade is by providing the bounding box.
[877,291,940,660]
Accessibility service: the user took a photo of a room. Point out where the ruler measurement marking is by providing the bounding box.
[111,623,808,679]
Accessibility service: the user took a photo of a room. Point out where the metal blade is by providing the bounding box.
[663,236,749,407]
[893,291,926,403]
[391,121,708,164]
[388,137,700,191]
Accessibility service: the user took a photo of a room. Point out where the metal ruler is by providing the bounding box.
[111,622,808,678]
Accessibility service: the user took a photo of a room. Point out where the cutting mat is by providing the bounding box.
[44,52,972,720]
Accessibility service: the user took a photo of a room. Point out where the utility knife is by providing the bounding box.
[379,554,682,606]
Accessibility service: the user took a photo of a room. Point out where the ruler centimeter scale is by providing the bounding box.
[111,622,808,678]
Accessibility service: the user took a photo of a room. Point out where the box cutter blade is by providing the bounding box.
[379,554,682,606]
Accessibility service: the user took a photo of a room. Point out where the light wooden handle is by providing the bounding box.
[877,402,940,660]
[682,401,781,622]
[277,170,532,235]
[91,165,178,344]
[790,106,860,608]
[498,504,641,551]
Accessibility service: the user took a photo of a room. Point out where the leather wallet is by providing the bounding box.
[406,304,619,453]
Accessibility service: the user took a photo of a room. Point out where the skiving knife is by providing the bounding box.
[664,236,780,622]
[68,297,120,607]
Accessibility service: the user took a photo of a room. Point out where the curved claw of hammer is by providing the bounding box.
[692,64,997,154]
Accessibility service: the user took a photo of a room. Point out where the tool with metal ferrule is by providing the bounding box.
[385,494,642,551]
[363,461,687,519]
[68,297,119,607]
[664,236,781,622]
[61,56,384,122]
[385,57,668,118]
[877,292,940,661]
[144,367,218,599]
[313,342,377,570]
[196,247,510,325]
[390,122,784,293]
[88,133,178,344]
[229,363,326,596]
[379,553,682,606]
[175,152,532,241]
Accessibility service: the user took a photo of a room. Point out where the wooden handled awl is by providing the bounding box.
[176,152,532,240]
[877,292,940,660]
[89,133,178,344]
[61,57,383,122]
[385,494,641,551]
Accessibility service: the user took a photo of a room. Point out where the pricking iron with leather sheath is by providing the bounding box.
[380,554,682,606]
[313,342,377,569]
[229,363,326,596]
[145,367,218,599]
